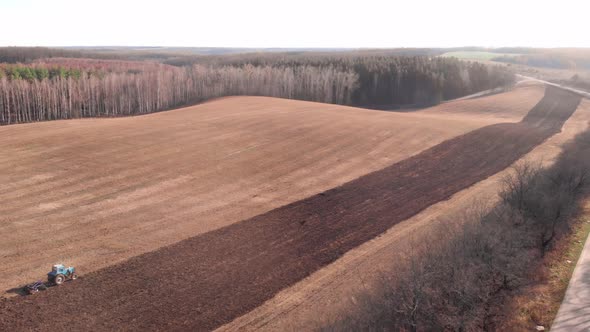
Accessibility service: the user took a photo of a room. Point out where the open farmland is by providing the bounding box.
[0,84,581,330]
[0,84,544,295]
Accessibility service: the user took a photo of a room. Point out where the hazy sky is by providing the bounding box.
[1,0,588,48]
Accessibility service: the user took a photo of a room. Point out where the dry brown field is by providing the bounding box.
[2,83,578,331]
[0,84,543,295]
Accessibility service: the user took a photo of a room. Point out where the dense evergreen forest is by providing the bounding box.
[0,47,514,125]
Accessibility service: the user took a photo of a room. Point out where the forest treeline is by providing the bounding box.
[0,52,514,125]
[0,65,357,124]
[0,58,176,80]
[0,46,503,64]
[0,65,83,80]
[196,54,514,106]
[0,47,111,63]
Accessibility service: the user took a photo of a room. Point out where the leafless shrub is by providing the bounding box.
[500,162,541,213]
[501,158,587,254]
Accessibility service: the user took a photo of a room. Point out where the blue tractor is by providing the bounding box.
[47,264,78,285]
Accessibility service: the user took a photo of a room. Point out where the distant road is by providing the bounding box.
[443,86,507,103]
[517,75,590,99]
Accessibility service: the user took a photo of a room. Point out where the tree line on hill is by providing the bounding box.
[0,58,176,81]
[0,52,514,125]
[0,65,83,81]
[0,46,512,65]
[209,53,514,105]
[0,65,357,124]
[0,47,103,63]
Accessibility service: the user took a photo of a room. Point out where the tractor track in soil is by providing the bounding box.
[0,86,581,331]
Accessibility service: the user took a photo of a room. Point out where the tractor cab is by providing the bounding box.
[50,264,66,275]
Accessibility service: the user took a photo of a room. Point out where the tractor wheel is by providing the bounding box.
[71,273,78,280]
[54,274,65,285]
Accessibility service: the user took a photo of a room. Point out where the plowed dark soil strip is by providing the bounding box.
[0,87,581,331]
